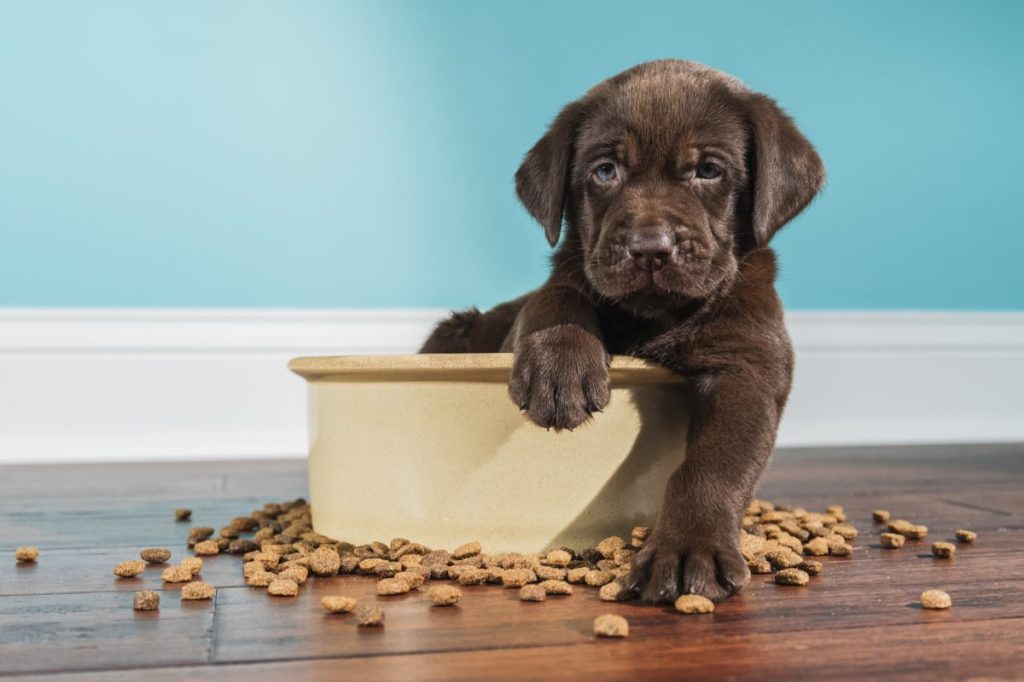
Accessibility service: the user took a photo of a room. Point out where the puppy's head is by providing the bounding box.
[516,60,824,311]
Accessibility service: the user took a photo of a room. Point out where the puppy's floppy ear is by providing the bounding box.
[745,92,825,244]
[515,101,586,247]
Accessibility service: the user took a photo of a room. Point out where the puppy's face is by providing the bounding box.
[573,74,749,304]
[516,60,824,313]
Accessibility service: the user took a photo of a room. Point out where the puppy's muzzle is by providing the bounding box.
[626,226,676,272]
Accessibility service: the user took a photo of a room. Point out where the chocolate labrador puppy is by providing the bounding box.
[421,59,824,603]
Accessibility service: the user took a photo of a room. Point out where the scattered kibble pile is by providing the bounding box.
[11,496,979,637]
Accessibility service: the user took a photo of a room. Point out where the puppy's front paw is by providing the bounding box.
[508,325,610,430]
[627,526,750,604]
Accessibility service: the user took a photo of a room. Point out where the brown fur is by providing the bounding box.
[420,60,824,603]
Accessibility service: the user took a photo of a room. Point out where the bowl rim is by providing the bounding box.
[289,353,683,384]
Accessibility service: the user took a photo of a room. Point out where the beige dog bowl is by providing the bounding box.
[289,354,688,553]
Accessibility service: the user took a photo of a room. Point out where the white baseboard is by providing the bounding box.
[1,308,1022,463]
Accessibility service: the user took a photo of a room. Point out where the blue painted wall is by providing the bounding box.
[1,0,1022,310]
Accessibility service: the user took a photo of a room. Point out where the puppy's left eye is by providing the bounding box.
[695,161,724,180]
[593,162,618,183]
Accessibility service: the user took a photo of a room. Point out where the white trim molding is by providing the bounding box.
[1,308,1022,463]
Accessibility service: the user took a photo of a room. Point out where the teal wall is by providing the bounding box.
[1,0,1022,310]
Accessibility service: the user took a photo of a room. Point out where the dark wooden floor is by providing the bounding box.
[2,444,1023,681]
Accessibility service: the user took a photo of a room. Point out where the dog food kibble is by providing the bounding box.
[376,577,411,596]
[593,614,629,638]
[174,508,192,522]
[457,567,489,586]
[279,566,309,584]
[114,560,147,578]
[585,570,616,587]
[501,568,536,588]
[799,559,823,576]
[545,549,571,568]
[775,568,810,586]
[596,536,626,559]
[955,529,977,543]
[766,549,804,570]
[888,519,913,535]
[539,579,573,596]
[181,556,203,575]
[268,578,299,597]
[187,526,214,544]
[308,546,341,576]
[829,542,853,557]
[932,542,956,559]
[803,537,829,556]
[880,532,906,549]
[921,589,952,610]
[630,526,649,548]
[161,565,193,583]
[356,605,385,627]
[181,582,216,600]
[15,547,39,563]
[872,510,890,523]
[140,548,171,564]
[247,572,274,587]
[519,584,547,602]
[748,556,773,574]
[427,584,462,607]
[321,595,358,613]
[193,540,220,556]
[599,581,627,601]
[905,525,929,540]
[452,541,481,560]
[674,594,715,614]
[133,590,160,611]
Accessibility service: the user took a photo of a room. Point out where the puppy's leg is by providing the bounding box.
[507,285,610,430]
[628,370,782,603]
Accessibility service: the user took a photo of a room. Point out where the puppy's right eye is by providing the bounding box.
[593,162,618,183]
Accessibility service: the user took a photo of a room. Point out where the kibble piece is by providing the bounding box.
[880,532,906,549]
[377,577,411,595]
[140,548,171,564]
[599,581,627,601]
[545,549,571,568]
[955,529,977,543]
[246,572,274,587]
[803,537,829,556]
[535,565,567,581]
[539,579,573,596]
[921,589,952,610]
[829,542,853,557]
[584,570,616,587]
[243,561,265,578]
[567,567,591,584]
[268,578,299,597]
[15,547,39,563]
[321,595,358,613]
[832,524,858,541]
[114,560,147,578]
[906,524,929,540]
[181,582,216,600]
[519,584,546,602]
[775,568,810,586]
[932,542,956,559]
[766,549,804,570]
[161,565,193,583]
[887,519,914,535]
[427,584,462,607]
[309,546,342,576]
[452,541,481,559]
[395,570,426,589]
[502,568,536,588]
[596,536,626,559]
[133,590,160,611]
[174,508,192,521]
[674,594,715,614]
[187,526,214,544]
[799,559,823,576]
[356,605,385,626]
[748,556,773,574]
[593,613,629,638]
[228,539,259,555]
[872,510,890,523]
[181,556,203,575]
[457,567,489,586]
[278,566,309,584]
[193,540,220,556]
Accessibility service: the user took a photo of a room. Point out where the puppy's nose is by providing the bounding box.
[627,228,675,271]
